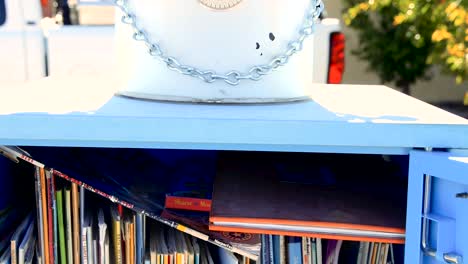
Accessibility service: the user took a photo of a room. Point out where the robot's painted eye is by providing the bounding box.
[269,33,276,41]
[199,0,243,10]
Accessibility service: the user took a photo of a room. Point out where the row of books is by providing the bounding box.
[0,146,407,263]
[260,235,396,264]
[50,168,260,264]
[0,146,261,261]
[0,210,399,264]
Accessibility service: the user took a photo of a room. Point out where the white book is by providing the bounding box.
[98,210,107,264]
[82,227,88,264]
[357,242,369,264]
[316,238,322,264]
[93,240,98,264]
[86,226,93,264]
[104,232,110,264]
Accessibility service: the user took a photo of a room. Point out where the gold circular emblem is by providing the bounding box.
[199,0,243,10]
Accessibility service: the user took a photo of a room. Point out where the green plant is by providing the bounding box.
[342,0,467,95]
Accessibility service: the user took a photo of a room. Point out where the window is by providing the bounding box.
[0,0,5,26]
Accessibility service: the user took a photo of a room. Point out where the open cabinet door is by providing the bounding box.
[406,150,468,264]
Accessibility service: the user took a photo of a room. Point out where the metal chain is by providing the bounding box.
[114,0,324,86]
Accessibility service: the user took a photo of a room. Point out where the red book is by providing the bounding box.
[165,196,212,212]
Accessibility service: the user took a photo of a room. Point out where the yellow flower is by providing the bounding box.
[393,14,406,25]
[358,3,370,11]
[432,28,453,42]
[447,44,465,58]
[448,8,466,26]
[446,2,458,14]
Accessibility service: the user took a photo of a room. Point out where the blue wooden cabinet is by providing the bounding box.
[406,151,468,264]
[0,78,467,263]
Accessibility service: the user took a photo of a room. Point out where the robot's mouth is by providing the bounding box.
[199,0,243,10]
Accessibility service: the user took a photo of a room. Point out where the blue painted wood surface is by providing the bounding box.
[0,78,467,153]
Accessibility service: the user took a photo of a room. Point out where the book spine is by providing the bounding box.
[57,189,67,264]
[87,227,93,264]
[279,236,286,264]
[39,168,50,264]
[287,237,302,264]
[82,228,88,264]
[34,168,45,264]
[268,235,274,264]
[164,196,212,212]
[113,219,122,264]
[11,241,16,264]
[52,171,59,264]
[72,183,81,264]
[357,242,369,264]
[65,189,73,264]
[46,170,55,264]
[81,186,86,264]
[310,238,317,264]
[273,236,280,264]
[136,213,144,264]
[302,237,307,264]
[316,238,322,264]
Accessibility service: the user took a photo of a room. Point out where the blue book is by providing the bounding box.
[273,235,280,264]
[136,213,144,264]
[261,235,274,264]
[287,237,303,264]
[217,246,239,264]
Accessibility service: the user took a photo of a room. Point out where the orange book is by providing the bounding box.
[209,154,406,244]
[39,168,50,264]
[71,183,80,264]
[130,221,135,264]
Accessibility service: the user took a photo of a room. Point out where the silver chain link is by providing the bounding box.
[114,0,324,85]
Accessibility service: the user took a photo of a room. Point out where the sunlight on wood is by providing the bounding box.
[0,75,119,115]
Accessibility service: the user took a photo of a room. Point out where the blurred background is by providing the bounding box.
[1,0,467,116]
